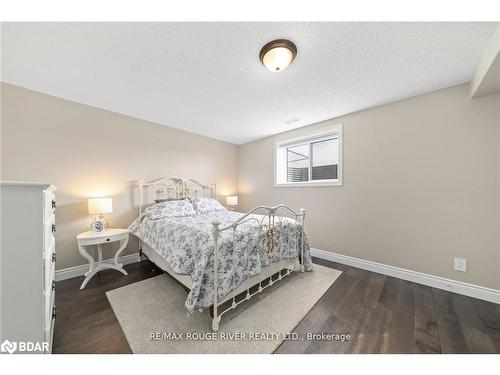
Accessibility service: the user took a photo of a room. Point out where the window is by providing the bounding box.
[275,124,342,186]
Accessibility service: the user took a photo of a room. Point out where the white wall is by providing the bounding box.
[1,83,239,270]
[2,82,500,289]
[239,84,500,289]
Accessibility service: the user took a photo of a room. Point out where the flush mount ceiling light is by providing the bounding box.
[259,39,297,72]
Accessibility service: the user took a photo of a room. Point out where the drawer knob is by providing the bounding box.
[51,199,56,209]
[52,306,56,320]
[52,280,56,291]
[51,224,56,233]
[52,252,56,263]
[106,238,110,242]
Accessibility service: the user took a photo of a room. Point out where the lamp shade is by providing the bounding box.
[226,196,238,206]
[88,198,113,215]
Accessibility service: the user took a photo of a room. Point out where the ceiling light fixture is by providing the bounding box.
[259,39,297,72]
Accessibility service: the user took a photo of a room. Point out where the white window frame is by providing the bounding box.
[274,123,343,187]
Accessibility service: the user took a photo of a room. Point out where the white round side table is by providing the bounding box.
[76,228,129,289]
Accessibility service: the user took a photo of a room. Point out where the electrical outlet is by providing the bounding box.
[454,257,467,272]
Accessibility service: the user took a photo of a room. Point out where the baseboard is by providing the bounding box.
[56,249,500,304]
[55,253,141,282]
[311,248,500,305]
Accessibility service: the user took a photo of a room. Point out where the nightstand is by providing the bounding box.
[76,228,129,289]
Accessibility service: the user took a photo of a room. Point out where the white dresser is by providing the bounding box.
[0,181,57,354]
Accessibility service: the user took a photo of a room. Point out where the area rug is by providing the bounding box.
[106,264,342,353]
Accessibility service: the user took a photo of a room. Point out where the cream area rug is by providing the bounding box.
[106,264,342,354]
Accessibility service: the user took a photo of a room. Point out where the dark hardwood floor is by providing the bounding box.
[53,258,500,354]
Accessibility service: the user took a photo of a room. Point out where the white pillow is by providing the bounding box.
[145,199,196,220]
[189,197,226,214]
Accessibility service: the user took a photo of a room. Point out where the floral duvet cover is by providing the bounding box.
[128,210,312,311]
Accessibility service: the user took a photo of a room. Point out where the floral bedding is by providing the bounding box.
[144,199,197,219]
[128,209,312,311]
[189,196,226,214]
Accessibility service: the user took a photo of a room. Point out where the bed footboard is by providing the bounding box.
[210,205,306,332]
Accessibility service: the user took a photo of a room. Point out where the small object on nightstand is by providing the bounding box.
[226,195,238,211]
[76,228,129,289]
[88,197,112,232]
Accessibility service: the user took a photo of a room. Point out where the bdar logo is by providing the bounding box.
[1,340,17,354]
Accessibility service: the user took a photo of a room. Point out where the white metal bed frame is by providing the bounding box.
[136,176,306,331]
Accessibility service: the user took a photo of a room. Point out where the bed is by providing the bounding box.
[128,177,312,331]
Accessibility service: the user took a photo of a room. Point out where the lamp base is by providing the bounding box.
[90,215,108,233]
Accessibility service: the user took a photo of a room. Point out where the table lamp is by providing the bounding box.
[226,195,238,211]
[88,198,112,232]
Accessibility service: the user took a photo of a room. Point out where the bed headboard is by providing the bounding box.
[185,178,216,199]
[137,177,217,215]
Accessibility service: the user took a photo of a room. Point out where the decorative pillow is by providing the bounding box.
[145,199,196,220]
[189,197,226,214]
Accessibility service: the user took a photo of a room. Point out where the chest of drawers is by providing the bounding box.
[0,181,57,354]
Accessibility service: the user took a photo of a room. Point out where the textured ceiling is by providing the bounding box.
[1,22,497,144]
